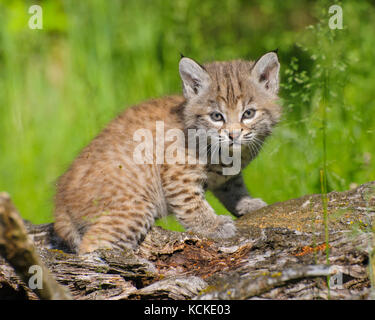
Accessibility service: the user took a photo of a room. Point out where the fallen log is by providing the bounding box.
[0,182,374,300]
[0,192,71,300]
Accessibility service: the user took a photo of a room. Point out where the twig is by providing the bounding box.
[0,192,72,300]
[198,265,338,300]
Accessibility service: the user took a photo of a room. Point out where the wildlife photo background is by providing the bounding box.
[0,0,374,231]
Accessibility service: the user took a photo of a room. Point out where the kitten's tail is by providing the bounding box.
[54,210,82,253]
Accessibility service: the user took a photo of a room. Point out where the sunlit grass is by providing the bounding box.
[0,0,374,228]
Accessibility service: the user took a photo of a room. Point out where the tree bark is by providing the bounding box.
[0,182,374,300]
[0,192,71,300]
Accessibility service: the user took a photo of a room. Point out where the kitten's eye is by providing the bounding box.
[210,111,224,122]
[242,109,256,120]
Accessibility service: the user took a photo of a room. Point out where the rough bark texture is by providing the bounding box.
[0,192,71,300]
[0,182,374,300]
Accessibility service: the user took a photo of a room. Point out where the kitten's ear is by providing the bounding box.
[251,51,280,95]
[179,57,211,100]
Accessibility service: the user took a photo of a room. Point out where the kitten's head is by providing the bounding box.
[179,52,281,152]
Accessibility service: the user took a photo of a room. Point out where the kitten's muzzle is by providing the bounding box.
[227,129,243,143]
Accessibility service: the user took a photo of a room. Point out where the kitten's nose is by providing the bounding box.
[228,129,242,141]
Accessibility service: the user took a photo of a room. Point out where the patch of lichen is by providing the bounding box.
[45,248,71,260]
[237,182,375,234]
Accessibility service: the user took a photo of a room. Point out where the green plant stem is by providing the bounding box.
[320,67,331,299]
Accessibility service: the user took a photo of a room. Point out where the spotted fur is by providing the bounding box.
[54,52,281,253]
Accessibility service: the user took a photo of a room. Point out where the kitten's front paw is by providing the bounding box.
[206,215,237,239]
[236,197,267,216]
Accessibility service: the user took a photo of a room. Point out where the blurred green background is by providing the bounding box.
[0,0,374,230]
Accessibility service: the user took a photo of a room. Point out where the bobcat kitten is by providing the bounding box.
[54,51,281,254]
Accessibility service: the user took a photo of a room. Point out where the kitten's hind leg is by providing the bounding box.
[212,174,267,217]
[78,208,155,254]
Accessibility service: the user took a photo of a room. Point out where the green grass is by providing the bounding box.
[0,0,374,232]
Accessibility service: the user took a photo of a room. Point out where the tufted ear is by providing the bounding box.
[251,52,280,95]
[179,57,211,100]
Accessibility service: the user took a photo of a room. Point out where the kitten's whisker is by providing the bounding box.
[246,144,255,160]
[251,141,261,156]
[252,144,261,155]
[252,136,264,146]
[211,140,222,163]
